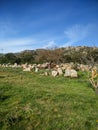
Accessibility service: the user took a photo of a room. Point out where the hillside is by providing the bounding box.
[0,46,98,64]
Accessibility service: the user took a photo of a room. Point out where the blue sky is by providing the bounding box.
[0,0,98,53]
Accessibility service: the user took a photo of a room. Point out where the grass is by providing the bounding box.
[0,67,98,130]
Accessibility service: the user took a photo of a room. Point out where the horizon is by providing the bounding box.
[0,45,98,54]
[0,0,98,53]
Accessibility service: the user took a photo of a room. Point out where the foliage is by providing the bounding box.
[0,46,98,64]
[35,48,64,63]
[18,50,35,64]
[0,53,18,64]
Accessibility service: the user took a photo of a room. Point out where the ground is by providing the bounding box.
[0,67,98,130]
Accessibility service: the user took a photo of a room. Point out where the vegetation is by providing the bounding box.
[0,67,98,130]
[0,46,98,64]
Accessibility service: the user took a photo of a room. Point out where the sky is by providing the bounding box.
[0,0,98,53]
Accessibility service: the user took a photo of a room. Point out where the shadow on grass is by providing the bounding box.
[0,75,6,78]
[0,94,11,102]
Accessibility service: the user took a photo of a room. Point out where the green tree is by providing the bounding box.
[4,53,17,64]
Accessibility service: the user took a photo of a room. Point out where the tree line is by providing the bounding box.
[0,46,98,65]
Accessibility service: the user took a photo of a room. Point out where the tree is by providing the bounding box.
[19,50,35,63]
[34,48,64,64]
[3,53,17,64]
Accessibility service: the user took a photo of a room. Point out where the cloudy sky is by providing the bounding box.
[0,0,98,53]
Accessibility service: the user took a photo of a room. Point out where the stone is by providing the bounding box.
[23,67,31,71]
[44,71,49,76]
[57,68,63,75]
[64,69,71,77]
[70,69,78,78]
[35,67,39,72]
[51,70,58,77]
[64,69,78,78]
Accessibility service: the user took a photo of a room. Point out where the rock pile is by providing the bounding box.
[1,62,96,78]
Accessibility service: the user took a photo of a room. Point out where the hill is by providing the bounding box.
[0,46,98,64]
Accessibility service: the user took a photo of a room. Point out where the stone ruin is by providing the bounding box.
[1,62,97,78]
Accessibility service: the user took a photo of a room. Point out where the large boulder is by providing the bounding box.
[41,63,49,69]
[21,63,28,69]
[64,69,78,78]
[57,68,63,75]
[64,69,71,77]
[79,64,91,71]
[70,69,78,78]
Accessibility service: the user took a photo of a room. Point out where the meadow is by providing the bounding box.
[0,67,98,130]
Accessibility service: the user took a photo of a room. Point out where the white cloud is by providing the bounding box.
[42,40,56,49]
[0,37,58,53]
[0,37,38,53]
[0,38,36,48]
[62,24,94,47]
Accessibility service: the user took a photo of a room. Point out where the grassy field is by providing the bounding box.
[0,67,98,130]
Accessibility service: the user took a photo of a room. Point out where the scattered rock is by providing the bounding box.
[51,70,58,77]
[57,68,63,75]
[64,69,78,78]
[35,67,39,72]
[44,71,49,76]
[23,67,31,71]
[70,69,78,78]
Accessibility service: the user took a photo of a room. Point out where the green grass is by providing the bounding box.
[0,67,98,130]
